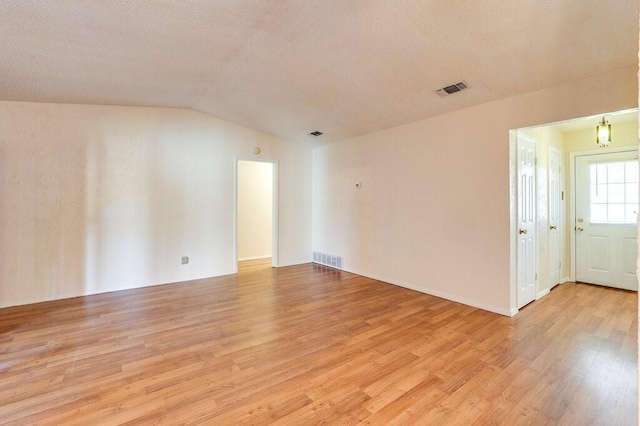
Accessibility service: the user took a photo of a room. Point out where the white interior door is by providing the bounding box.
[517,133,537,308]
[548,148,562,288]
[574,150,638,290]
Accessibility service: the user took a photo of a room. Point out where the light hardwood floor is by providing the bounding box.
[238,258,273,273]
[0,261,637,425]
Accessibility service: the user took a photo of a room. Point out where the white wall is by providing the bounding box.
[237,160,273,260]
[0,102,312,308]
[312,66,637,315]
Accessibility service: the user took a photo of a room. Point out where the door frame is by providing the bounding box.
[516,132,538,310]
[509,130,518,315]
[509,130,539,315]
[569,147,637,282]
[234,157,279,273]
[548,146,562,289]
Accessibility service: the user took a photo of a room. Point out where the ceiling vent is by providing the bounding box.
[309,131,323,137]
[436,81,468,97]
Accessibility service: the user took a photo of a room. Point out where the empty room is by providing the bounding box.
[0,1,638,425]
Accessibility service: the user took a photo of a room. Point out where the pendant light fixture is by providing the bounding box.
[596,116,611,147]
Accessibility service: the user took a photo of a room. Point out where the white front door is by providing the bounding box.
[575,150,638,290]
[517,133,537,308]
[548,148,562,288]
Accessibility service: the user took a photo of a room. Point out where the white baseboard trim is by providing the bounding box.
[276,259,313,268]
[341,266,513,317]
[238,255,272,261]
[561,277,572,284]
[0,271,239,309]
[536,288,550,300]
[0,283,158,309]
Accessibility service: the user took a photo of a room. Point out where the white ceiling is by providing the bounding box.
[1,1,638,144]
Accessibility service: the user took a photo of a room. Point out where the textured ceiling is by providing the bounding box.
[1,1,638,144]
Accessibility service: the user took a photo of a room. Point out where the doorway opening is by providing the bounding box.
[509,108,638,314]
[235,159,278,272]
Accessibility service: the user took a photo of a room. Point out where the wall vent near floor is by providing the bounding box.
[312,251,343,269]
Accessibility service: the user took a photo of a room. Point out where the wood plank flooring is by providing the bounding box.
[0,262,637,425]
[237,258,273,273]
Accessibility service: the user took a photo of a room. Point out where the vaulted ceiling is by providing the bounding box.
[1,1,637,144]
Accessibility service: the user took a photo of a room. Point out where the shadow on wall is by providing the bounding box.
[0,107,190,306]
[0,106,88,306]
[1,104,304,308]
[84,118,188,295]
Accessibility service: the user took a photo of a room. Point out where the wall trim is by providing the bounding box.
[508,130,518,314]
[0,272,238,309]
[238,255,272,261]
[341,266,513,317]
[277,260,311,268]
[1,261,324,309]
[536,288,550,300]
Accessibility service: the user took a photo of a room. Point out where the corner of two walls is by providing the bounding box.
[0,102,312,308]
[313,105,513,315]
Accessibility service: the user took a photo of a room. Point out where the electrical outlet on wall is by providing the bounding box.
[181,256,189,265]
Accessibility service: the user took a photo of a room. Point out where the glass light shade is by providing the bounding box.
[596,117,611,147]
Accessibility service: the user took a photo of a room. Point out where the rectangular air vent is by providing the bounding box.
[312,251,343,270]
[436,81,468,97]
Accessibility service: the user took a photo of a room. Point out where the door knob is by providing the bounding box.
[550,225,557,230]
[519,229,528,234]
[576,227,584,232]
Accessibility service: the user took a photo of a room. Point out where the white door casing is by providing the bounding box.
[517,133,537,308]
[548,148,562,288]
[234,157,280,272]
[574,150,638,291]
